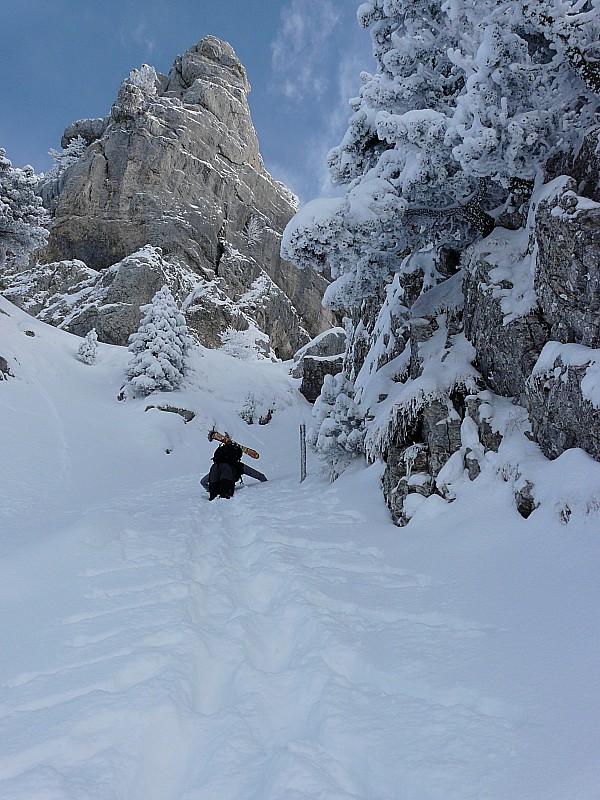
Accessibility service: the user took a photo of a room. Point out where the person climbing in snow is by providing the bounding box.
[201,439,267,500]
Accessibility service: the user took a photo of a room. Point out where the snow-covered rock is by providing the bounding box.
[291,327,346,401]
[527,343,600,461]
[35,36,335,358]
[534,180,600,348]
[463,229,549,400]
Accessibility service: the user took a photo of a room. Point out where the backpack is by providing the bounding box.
[213,441,242,465]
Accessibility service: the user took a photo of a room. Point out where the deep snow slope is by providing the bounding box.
[0,295,599,800]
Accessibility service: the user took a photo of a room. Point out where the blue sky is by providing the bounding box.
[0,0,372,204]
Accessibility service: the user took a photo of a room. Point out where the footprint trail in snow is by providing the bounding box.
[0,471,519,800]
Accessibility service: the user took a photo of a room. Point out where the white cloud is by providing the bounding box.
[271,0,340,100]
[269,0,375,202]
[133,21,157,53]
[312,46,374,196]
[121,20,157,55]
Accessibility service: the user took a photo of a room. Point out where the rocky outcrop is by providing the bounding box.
[534,181,600,348]
[61,118,106,148]
[35,36,335,357]
[291,327,346,402]
[0,259,98,319]
[2,247,193,345]
[1,245,304,351]
[527,343,600,461]
[546,127,600,204]
[340,177,600,525]
[463,230,550,400]
[298,355,345,403]
[0,354,13,381]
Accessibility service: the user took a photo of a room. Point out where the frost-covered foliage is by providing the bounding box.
[243,215,264,248]
[220,325,272,361]
[282,0,600,312]
[309,373,366,478]
[0,149,49,268]
[126,286,191,397]
[239,391,278,425]
[77,328,99,365]
[46,136,88,181]
[126,64,158,94]
[364,318,482,460]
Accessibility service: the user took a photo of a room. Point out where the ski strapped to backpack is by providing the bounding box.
[208,428,260,459]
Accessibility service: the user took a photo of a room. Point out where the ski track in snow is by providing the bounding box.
[0,471,519,800]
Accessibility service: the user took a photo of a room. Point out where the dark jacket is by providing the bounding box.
[201,461,267,491]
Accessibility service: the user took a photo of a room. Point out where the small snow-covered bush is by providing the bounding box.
[244,215,264,248]
[77,328,98,365]
[220,326,272,361]
[239,391,276,425]
[126,285,191,397]
[309,373,366,479]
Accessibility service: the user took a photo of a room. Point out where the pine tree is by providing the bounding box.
[46,136,88,181]
[308,373,366,479]
[77,328,99,365]
[244,214,264,248]
[125,286,191,397]
[0,149,49,269]
[283,0,600,313]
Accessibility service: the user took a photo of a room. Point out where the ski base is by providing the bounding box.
[208,429,259,459]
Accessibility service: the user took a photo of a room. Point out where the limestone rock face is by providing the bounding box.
[329,173,599,526]
[38,36,335,358]
[527,344,600,461]
[2,247,196,345]
[291,327,346,402]
[534,182,600,348]
[60,247,200,344]
[0,259,98,319]
[463,236,550,400]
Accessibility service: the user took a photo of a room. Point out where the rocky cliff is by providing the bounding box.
[3,36,335,358]
[348,146,600,525]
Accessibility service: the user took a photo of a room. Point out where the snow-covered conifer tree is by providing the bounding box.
[0,149,49,269]
[46,136,88,181]
[77,328,99,365]
[308,373,366,478]
[283,0,600,312]
[283,0,599,479]
[125,286,191,397]
[244,214,264,248]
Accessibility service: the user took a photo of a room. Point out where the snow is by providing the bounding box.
[364,326,481,460]
[467,227,538,324]
[1,294,600,799]
[531,341,600,408]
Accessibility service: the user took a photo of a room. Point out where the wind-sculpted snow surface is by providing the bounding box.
[1,295,599,799]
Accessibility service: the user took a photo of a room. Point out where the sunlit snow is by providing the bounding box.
[1,295,599,799]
